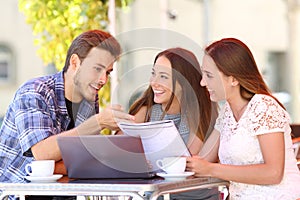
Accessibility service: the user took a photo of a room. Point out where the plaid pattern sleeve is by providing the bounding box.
[0,72,69,183]
[0,71,98,183]
[0,93,54,183]
[15,91,57,155]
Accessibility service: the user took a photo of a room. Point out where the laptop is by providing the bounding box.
[57,135,156,179]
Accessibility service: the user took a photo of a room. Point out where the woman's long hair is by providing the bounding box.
[205,38,285,109]
[129,47,218,141]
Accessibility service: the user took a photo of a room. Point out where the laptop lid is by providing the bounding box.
[57,135,155,179]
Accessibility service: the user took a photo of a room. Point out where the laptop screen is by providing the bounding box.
[57,135,155,179]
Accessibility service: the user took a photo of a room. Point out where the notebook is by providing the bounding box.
[57,135,156,179]
[118,120,191,172]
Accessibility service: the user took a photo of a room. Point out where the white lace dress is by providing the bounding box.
[215,94,300,200]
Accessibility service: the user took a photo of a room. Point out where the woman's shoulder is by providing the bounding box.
[248,94,290,127]
[250,94,279,106]
[134,106,148,123]
[252,93,271,101]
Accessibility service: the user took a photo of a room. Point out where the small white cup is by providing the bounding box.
[25,160,55,177]
[156,157,186,174]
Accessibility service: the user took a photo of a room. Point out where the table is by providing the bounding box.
[0,176,228,200]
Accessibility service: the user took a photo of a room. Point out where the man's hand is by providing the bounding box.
[97,104,135,130]
[76,104,135,135]
[54,160,67,175]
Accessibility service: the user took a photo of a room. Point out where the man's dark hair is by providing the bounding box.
[63,30,121,72]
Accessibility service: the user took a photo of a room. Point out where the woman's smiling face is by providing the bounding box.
[150,56,182,108]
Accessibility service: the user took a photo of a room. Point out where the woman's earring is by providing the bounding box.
[231,83,234,86]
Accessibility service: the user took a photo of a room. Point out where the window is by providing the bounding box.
[266,51,287,92]
[266,51,291,112]
[0,44,14,84]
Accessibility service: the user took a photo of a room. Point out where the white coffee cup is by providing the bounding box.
[156,156,186,174]
[25,160,55,177]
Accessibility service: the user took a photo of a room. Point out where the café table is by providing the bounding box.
[0,175,228,200]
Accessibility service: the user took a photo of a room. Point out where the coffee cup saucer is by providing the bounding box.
[24,174,63,183]
[156,171,195,181]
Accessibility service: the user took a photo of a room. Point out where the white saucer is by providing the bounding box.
[24,174,63,183]
[156,172,195,181]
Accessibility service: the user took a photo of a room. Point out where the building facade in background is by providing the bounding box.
[1,0,300,123]
[0,0,44,124]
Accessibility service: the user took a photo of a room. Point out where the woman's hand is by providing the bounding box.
[186,155,213,177]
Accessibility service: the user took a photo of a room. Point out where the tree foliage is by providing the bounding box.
[18,0,132,69]
[18,0,133,134]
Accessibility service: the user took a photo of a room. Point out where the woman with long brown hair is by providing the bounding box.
[129,47,220,199]
[187,38,300,199]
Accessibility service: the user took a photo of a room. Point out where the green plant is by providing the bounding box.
[18,0,132,72]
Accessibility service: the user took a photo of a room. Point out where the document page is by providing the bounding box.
[118,120,191,171]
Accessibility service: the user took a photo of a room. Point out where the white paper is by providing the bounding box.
[118,120,191,171]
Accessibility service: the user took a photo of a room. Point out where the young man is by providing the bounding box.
[0,30,135,184]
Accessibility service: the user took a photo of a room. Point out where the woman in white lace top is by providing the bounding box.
[186,38,300,199]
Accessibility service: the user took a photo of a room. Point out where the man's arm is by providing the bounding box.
[31,128,78,161]
[31,105,135,161]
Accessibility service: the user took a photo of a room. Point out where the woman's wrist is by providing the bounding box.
[207,162,218,177]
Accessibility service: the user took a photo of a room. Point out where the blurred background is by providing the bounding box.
[1,0,300,126]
